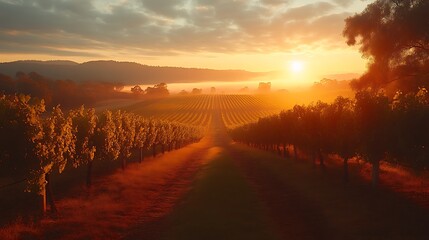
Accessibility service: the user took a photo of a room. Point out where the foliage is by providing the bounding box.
[145,83,169,97]
[344,0,429,92]
[130,85,144,95]
[0,94,45,178]
[231,90,429,185]
[0,94,203,212]
[0,72,127,109]
[33,106,75,194]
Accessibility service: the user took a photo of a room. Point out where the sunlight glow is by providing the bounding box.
[290,60,304,73]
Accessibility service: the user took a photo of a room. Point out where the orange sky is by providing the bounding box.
[0,0,373,87]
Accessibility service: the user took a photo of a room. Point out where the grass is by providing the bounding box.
[162,147,280,240]
[230,142,429,239]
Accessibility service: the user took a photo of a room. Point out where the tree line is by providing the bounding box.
[0,72,127,109]
[230,88,429,186]
[0,94,203,213]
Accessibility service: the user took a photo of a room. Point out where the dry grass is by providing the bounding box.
[0,217,39,240]
[319,154,429,208]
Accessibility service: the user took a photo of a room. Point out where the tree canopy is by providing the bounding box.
[145,83,169,97]
[344,0,429,92]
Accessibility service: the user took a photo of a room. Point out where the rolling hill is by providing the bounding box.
[0,60,271,85]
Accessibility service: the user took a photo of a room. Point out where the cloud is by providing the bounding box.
[0,0,363,57]
[279,2,336,21]
[332,0,354,8]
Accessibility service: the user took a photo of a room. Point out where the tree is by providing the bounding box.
[191,88,203,94]
[391,88,429,170]
[344,0,429,92]
[301,102,329,167]
[355,90,392,187]
[131,85,144,95]
[145,83,169,97]
[179,90,189,95]
[258,82,271,92]
[325,97,358,182]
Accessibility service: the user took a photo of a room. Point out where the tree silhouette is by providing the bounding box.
[131,85,143,95]
[344,0,429,92]
[325,97,358,182]
[145,83,169,97]
[391,88,429,170]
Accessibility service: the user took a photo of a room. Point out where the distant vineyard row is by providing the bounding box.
[231,89,429,187]
[124,94,280,128]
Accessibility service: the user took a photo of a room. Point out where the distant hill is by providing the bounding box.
[0,60,270,85]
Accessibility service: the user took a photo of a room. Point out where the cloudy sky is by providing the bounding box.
[0,0,372,86]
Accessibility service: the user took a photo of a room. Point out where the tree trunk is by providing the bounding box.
[318,150,325,168]
[41,184,47,214]
[312,151,317,167]
[294,145,298,160]
[283,143,287,158]
[139,147,143,163]
[45,172,57,213]
[372,159,380,187]
[86,160,93,187]
[121,158,126,170]
[343,157,349,183]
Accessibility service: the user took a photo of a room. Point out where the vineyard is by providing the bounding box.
[0,93,279,218]
[3,92,429,239]
[0,94,203,214]
[231,89,429,191]
[124,94,280,129]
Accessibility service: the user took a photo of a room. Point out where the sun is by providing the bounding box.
[290,60,304,73]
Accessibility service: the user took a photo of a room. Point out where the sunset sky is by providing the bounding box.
[0,0,373,86]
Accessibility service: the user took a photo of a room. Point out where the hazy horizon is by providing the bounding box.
[0,0,372,86]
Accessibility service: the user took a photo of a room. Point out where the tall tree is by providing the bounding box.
[344,0,429,92]
[391,88,429,169]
